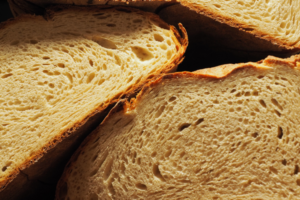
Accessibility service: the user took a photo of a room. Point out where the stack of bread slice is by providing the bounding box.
[0,6,187,199]
[57,55,300,200]
[2,0,300,199]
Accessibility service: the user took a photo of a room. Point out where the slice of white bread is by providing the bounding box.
[7,0,300,56]
[179,0,300,51]
[0,5,187,199]
[57,55,300,200]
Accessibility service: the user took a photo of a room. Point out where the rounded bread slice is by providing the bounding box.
[0,5,187,199]
[57,54,300,200]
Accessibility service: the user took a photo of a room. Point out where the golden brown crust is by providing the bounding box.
[55,54,300,199]
[180,0,300,51]
[0,5,187,195]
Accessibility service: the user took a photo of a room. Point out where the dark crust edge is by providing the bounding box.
[0,5,187,192]
[55,54,300,199]
[179,0,300,51]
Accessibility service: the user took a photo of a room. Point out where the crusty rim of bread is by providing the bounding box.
[55,54,300,199]
[0,5,188,191]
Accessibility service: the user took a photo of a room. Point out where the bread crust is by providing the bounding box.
[0,5,187,198]
[55,54,300,199]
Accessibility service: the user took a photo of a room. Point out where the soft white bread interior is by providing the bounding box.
[7,0,300,54]
[57,55,300,200]
[0,5,186,191]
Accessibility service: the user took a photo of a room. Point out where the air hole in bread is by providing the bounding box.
[2,166,7,172]
[43,56,50,60]
[274,110,281,117]
[233,13,242,17]
[213,4,221,8]
[49,83,54,88]
[179,151,185,158]
[151,152,157,157]
[160,44,167,50]
[269,166,278,174]
[278,126,283,139]
[154,33,164,42]
[167,50,172,59]
[259,99,267,108]
[252,132,259,138]
[165,149,172,158]
[153,164,165,181]
[244,91,251,96]
[267,86,272,91]
[282,159,287,166]
[102,64,107,70]
[136,183,147,190]
[168,96,176,102]
[88,59,93,67]
[2,74,12,79]
[271,99,283,110]
[252,90,259,96]
[294,165,299,175]
[137,157,141,165]
[115,55,121,66]
[103,158,114,180]
[127,76,133,83]
[155,105,165,118]
[87,73,95,84]
[131,46,154,62]
[179,123,191,131]
[92,36,117,49]
[64,72,73,83]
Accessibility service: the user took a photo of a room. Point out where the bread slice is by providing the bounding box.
[0,5,187,199]
[179,0,300,51]
[7,0,300,56]
[57,55,300,200]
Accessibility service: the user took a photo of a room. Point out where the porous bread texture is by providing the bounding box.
[0,6,186,190]
[7,0,300,52]
[181,0,300,50]
[57,55,300,200]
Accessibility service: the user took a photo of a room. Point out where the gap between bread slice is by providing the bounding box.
[57,55,300,199]
[0,6,187,190]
